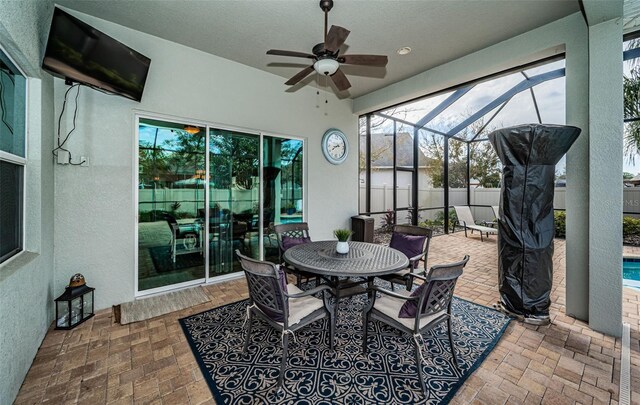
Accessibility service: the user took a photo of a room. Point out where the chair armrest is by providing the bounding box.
[406,272,428,282]
[285,284,332,299]
[408,251,427,265]
[371,286,419,301]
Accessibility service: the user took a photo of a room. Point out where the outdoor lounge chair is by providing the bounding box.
[236,250,333,390]
[362,255,470,395]
[453,206,498,241]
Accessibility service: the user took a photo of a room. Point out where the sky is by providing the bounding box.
[370,55,640,177]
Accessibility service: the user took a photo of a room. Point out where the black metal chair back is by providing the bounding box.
[274,222,311,262]
[393,224,433,265]
[414,255,469,325]
[236,251,288,324]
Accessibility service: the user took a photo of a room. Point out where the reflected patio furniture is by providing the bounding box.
[163,213,202,263]
[274,222,317,287]
[236,250,333,389]
[362,255,470,395]
[453,206,498,241]
[197,208,249,250]
[379,225,433,291]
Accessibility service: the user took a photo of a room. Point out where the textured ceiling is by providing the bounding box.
[56,0,580,98]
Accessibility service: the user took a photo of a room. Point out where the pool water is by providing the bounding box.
[623,258,640,290]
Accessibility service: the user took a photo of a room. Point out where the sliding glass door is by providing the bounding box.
[136,116,304,295]
[137,118,206,292]
[209,129,260,276]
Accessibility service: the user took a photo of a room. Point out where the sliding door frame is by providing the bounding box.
[133,111,307,297]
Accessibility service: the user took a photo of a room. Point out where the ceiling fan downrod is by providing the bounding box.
[320,0,333,43]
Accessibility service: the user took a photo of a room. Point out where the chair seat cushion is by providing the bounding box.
[374,290,445,329]
[389,232,426,260]
[283,284,325,326]
[282,235,311,251]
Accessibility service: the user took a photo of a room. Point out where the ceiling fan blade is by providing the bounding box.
[285,65,315,86]
[331,68,351,91]
[324,25,350,53]
[339,54,388,67]
[267,49,316,59]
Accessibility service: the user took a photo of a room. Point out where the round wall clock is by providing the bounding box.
[321,128,348,165]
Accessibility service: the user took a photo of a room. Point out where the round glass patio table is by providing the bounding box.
[284,241,408,345]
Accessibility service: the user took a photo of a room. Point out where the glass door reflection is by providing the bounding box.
[137,119,206,292]
[263,136,304,263]
[209,129,260,276]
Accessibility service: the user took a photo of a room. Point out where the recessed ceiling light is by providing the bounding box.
[397,47,412,55]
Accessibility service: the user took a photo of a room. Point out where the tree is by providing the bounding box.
[624,171,635,180]
[624,66,640,163]
[421,118,501,188]
[209,134,259,190]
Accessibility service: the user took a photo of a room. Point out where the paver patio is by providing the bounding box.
[14,233,640,404]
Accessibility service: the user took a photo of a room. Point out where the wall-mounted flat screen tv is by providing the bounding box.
[42,7,150,102]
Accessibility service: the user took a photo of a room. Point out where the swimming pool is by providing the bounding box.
[623,258,640,290]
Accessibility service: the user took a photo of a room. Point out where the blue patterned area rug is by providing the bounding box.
[179,292,510,404]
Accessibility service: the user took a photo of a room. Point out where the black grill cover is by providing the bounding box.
[489,124,581,317]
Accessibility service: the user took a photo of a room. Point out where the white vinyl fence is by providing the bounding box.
[361,186,640,228]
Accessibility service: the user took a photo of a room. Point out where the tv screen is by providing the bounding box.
[42,7,150,102]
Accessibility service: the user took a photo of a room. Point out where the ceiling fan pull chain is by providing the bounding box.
[324,75,328,115]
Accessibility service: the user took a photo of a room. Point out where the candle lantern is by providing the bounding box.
[55,273,95,329]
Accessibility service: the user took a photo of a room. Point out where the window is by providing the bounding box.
[0,48,26,263]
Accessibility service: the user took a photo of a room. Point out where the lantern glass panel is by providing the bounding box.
[56,301,69,328]
[71,296,82,326]
[83,292,93,318]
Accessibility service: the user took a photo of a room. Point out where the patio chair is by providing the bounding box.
[274,222,318,287]
[163,213,201,262]
[362,255,470,395]
[379,225,433,291]
[236,250,333,389]
[453,205,497,241]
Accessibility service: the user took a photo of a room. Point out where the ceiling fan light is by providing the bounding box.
[313,58,340,76]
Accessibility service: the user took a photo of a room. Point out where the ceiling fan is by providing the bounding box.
[266,0,388,92]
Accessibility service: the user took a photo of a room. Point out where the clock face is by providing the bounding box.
[322,129,348,164]
[327,133,346,160]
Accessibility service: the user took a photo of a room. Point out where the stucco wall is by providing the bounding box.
[0,1,56,403]
[52,8,357,310]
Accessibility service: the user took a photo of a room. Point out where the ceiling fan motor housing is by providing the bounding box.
[319,0,334,12]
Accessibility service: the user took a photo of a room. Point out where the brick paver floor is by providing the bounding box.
[13,233,640,404]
